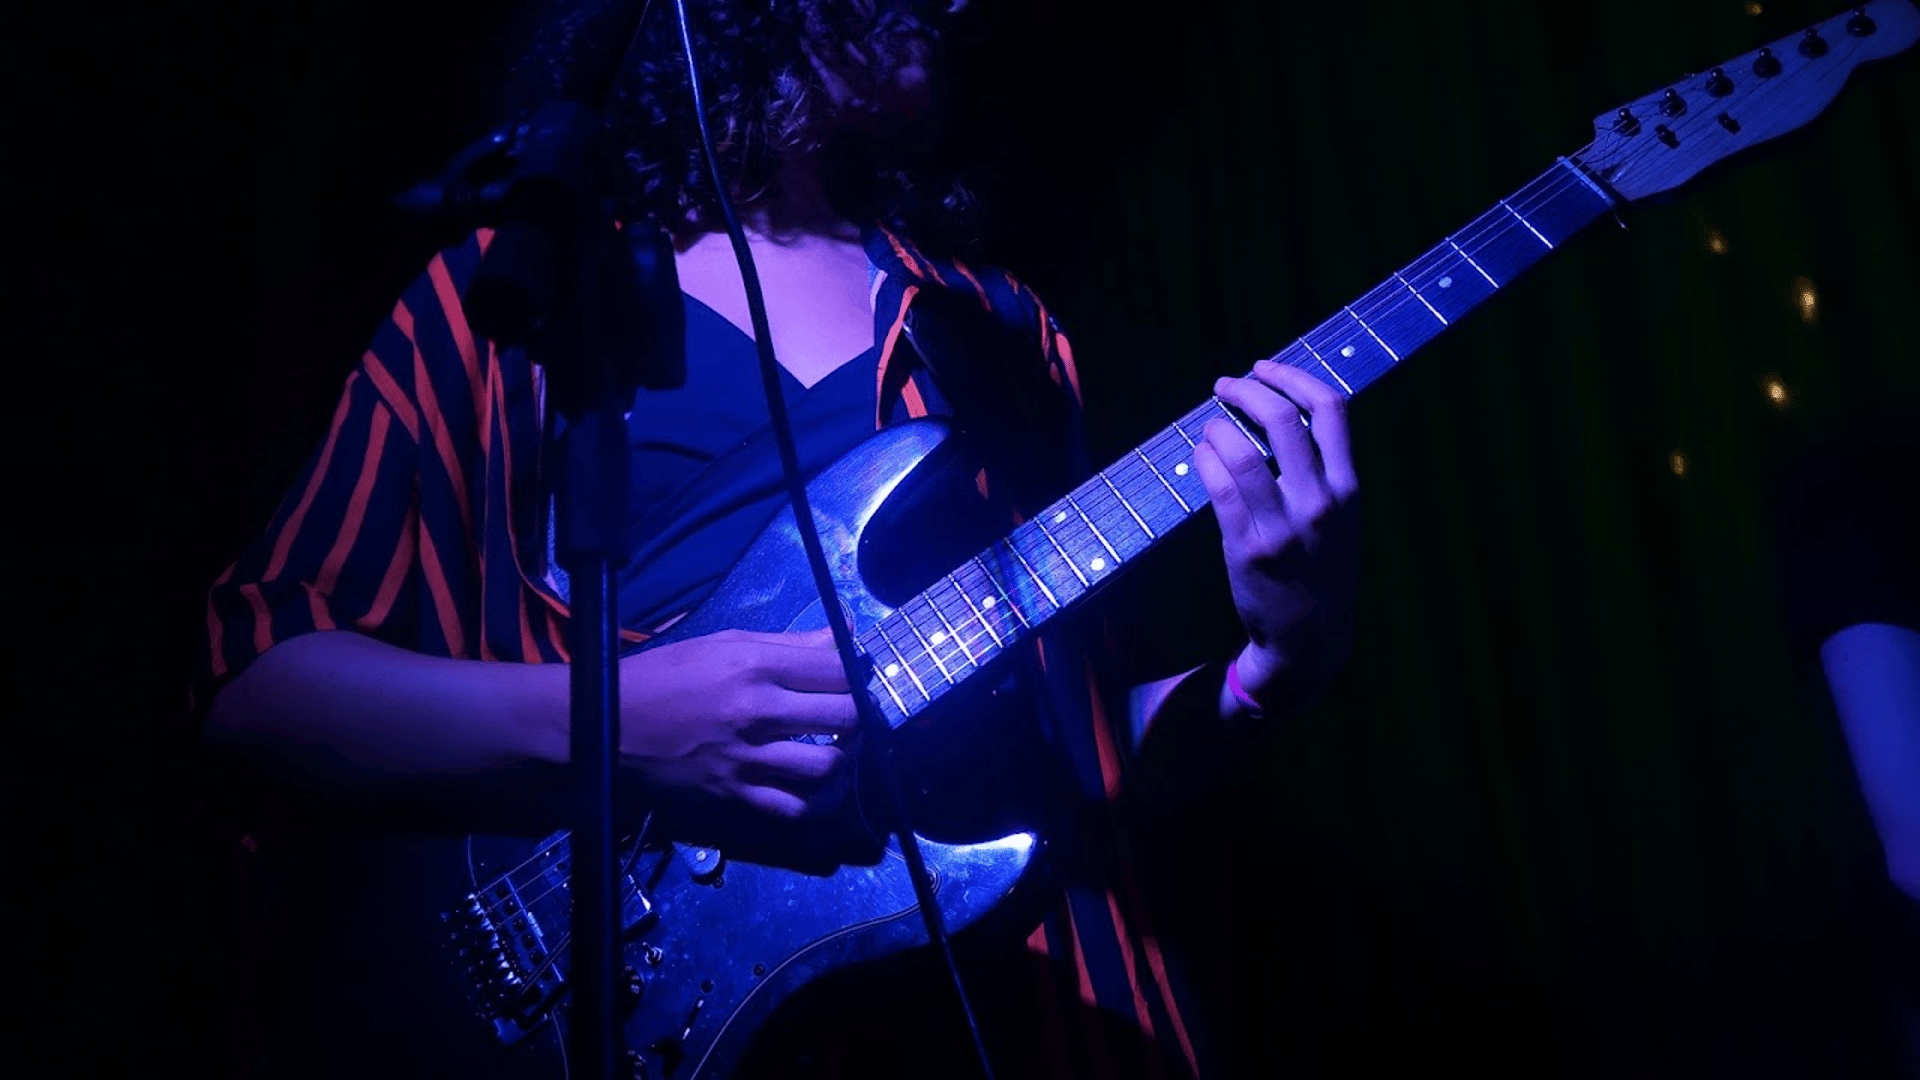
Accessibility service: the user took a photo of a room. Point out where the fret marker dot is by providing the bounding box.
[1438,276,1453,288]
[1089,558,1106,572]
[1340,345,1356,358]
[1054,511,1068,524]
[1174,462,1189,476]
[884,663,901,678]
[981,595,996,608]
[930,631,948,646]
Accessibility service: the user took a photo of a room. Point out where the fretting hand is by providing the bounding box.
[1194,359,1362,713]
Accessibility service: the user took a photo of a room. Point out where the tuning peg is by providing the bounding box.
[1752,47,1782,78]
[1660,88,1687,117]
[1799,27,1830,57]
[1704,68,1734,96]
[1846,8,1876,36]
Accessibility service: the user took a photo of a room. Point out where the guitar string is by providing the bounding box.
[470,150,1607,925]
[468,812,653,934]
[505,813,659,994]
[860,154,1607,701]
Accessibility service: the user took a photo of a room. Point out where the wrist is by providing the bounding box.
[1225,653,1266,719]
[1225,642,1309,721]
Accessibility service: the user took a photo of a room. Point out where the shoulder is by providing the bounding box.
[358,230,519,424]
[867,226,1059,334]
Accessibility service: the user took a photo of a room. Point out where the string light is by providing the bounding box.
[1765,377,1790,407]
[1669,451,1689,477]
[1746,3,1762,16]
[1705,229,1728,255]
[1792,276,1819,324]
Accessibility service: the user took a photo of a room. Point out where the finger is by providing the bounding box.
[1194,422,1281,549]
[1214,371,1322,517]
[750,634,856,693]
[739,739,849,789]
[717,626,834,648]
[738,784,811,820]
[750,689,862,740]
[1249,359,1357,499]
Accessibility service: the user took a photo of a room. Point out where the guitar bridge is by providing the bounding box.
[443,833,658,1046]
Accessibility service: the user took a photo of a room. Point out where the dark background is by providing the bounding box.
[25,0,1918,1074]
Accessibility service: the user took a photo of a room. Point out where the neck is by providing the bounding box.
[734,148,862,244]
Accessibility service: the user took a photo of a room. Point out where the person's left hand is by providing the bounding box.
[1193,358,1362,713]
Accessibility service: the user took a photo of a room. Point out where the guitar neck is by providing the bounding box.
[859,156,1619,724]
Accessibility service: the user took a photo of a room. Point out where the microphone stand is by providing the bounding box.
[400,101,686,1080]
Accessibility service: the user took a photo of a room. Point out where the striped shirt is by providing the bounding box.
[199,225,1210,1078]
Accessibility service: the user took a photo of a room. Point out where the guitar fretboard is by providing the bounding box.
[860,156,1617,724]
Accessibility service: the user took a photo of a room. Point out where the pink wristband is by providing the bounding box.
[1226,657,1264,716]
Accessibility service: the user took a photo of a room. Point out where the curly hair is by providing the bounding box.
[496,0,983,255]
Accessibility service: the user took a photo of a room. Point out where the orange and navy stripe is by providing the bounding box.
[197,225,1209,1077]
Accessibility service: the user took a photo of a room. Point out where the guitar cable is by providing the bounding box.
[668,3,1000,1079]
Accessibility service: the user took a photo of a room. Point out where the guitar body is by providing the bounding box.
[237,7,1919,1075]
[252,419,1053,1080]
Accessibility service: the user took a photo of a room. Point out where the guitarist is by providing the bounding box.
[195,1,1362,1076]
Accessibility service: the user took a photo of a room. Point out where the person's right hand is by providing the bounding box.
[617,627,860,819]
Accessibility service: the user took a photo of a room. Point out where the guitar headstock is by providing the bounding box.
[1578,0,1918,201]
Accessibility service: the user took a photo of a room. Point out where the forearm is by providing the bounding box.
[205,630,572,816]
[1820,622,1920,900]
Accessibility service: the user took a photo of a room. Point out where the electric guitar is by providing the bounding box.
[278,5,1917,1077]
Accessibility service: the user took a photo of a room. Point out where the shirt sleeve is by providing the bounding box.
[192,305,428,718]
[919,264,1093,518]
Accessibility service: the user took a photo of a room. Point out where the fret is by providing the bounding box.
[1185,399,1272,462]
[1133,447,1192,513]
[1469,210,1552,284]
[1102,455,1186,535]
[1366,275,1448,342]
[899,597,974,680]
[986,536,1063,612]
[955,556,1033,634]
[1168,411,1202,448]
[1097,469,1156,540]
[1220,402,1268,458]
[1303,313,1396,397]
[865,663,911,723]
[1026,516,1094,588]
[1446,237,1500,288]
[1401,244,1497,325]
[893,604,955,683]
[1293,337,1357,397]
[1343,304,1400,363]
[945,571,1004,650]
[1393,271,1448,326]
[864,624,931,707]
[1068,480,1154,560]
[1061,493,1122,566]
[1147,421,1212,508]
[934,589,1002,668]
[1349,274,1453,363]
[1498,198,1553,249]
[1529,161,1614,243]
[878,618,942,696]
[919,588,981,667]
